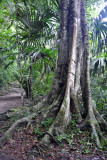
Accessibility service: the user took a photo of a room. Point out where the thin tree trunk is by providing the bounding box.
[15,3,24,106]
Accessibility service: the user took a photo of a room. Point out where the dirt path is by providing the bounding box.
[0,83,30,114]
[0,83,30,160]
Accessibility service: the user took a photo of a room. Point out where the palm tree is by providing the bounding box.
[13,0,60,98]
[90,5,107,75]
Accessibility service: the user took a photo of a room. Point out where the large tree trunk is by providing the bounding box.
[41,0,107,147]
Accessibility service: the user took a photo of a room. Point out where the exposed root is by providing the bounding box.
[0,113,36,145]
[45,131,58,145]
[90,119,101,148]
[93,105,107,128]
[33,143,46,155]
[5,99,46,119]
[41,124,54,144]
[25,120,32,132]
[41,95,72,144]
[5,108,30,119]
[88,104,107,148]
[43,92,63,119]
[28,143,49,159]
[78,116,89,130]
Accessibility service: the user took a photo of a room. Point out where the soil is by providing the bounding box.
[0,83,107,160]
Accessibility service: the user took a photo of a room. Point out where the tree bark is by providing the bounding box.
[41,0,107,147]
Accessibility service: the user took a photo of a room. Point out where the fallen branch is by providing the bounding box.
[0,113,36,146]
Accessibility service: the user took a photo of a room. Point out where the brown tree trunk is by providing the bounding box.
[41,0,107,147]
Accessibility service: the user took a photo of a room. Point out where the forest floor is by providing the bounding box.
[0,83,107,160]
